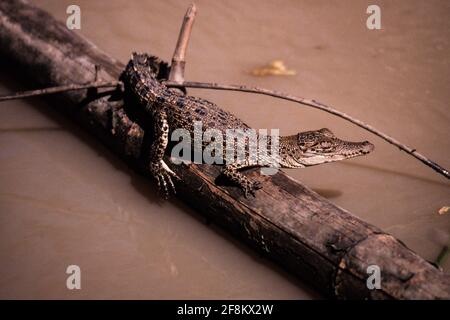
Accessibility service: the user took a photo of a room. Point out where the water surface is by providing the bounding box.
[0,0,449,299]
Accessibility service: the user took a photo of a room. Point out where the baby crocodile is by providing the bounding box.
[120,53,374,198]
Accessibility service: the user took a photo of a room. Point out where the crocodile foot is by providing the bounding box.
[149,160,179,199]
[221,164,263,198]
[240,179,263,198]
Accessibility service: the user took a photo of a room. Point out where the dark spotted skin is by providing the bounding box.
[120,53,374,198]
[121,53,262,197]
[121,54,249,133]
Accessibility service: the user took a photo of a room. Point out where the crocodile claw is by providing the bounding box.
[150,160,179,199]
[242,180,263,198]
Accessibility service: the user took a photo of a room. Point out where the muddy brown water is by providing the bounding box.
[0,0,449,299]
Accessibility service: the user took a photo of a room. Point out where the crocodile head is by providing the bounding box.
[280,128,374,167]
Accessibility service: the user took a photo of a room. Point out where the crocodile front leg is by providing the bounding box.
[221,161,262,198]
[148,108,178,198]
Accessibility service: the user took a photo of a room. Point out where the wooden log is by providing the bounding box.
[0,0,449,299]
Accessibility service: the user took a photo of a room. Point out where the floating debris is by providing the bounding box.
[438,206,449,215]
[250,60,296,77]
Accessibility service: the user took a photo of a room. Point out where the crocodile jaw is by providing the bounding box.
[278,128,375,168]
[298,141,374,166]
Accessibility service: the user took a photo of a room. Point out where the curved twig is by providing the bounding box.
[0,78,448,180]
[0,81,119,102]
[164,80,450,180]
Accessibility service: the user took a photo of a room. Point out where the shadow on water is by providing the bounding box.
[312,188,342,199]
[338,161,450,188]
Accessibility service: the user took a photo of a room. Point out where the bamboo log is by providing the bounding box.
[0,0,449,299]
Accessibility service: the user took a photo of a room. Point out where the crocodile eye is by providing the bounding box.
[320,141,332,148]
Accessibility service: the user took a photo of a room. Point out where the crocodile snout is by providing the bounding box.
[362,141,375,153]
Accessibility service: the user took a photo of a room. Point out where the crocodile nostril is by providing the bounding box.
[362,141,375,152]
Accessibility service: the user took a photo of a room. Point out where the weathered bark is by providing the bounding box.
[0,0,449,299]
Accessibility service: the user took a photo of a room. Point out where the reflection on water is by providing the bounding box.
[0,0,449,298]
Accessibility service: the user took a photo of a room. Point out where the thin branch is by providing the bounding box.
[168,3,197,84]
[0,81,119,102]
[1,77,448,180]
[164,80,450,180]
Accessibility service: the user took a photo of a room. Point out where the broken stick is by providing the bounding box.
[168,3,197,84]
